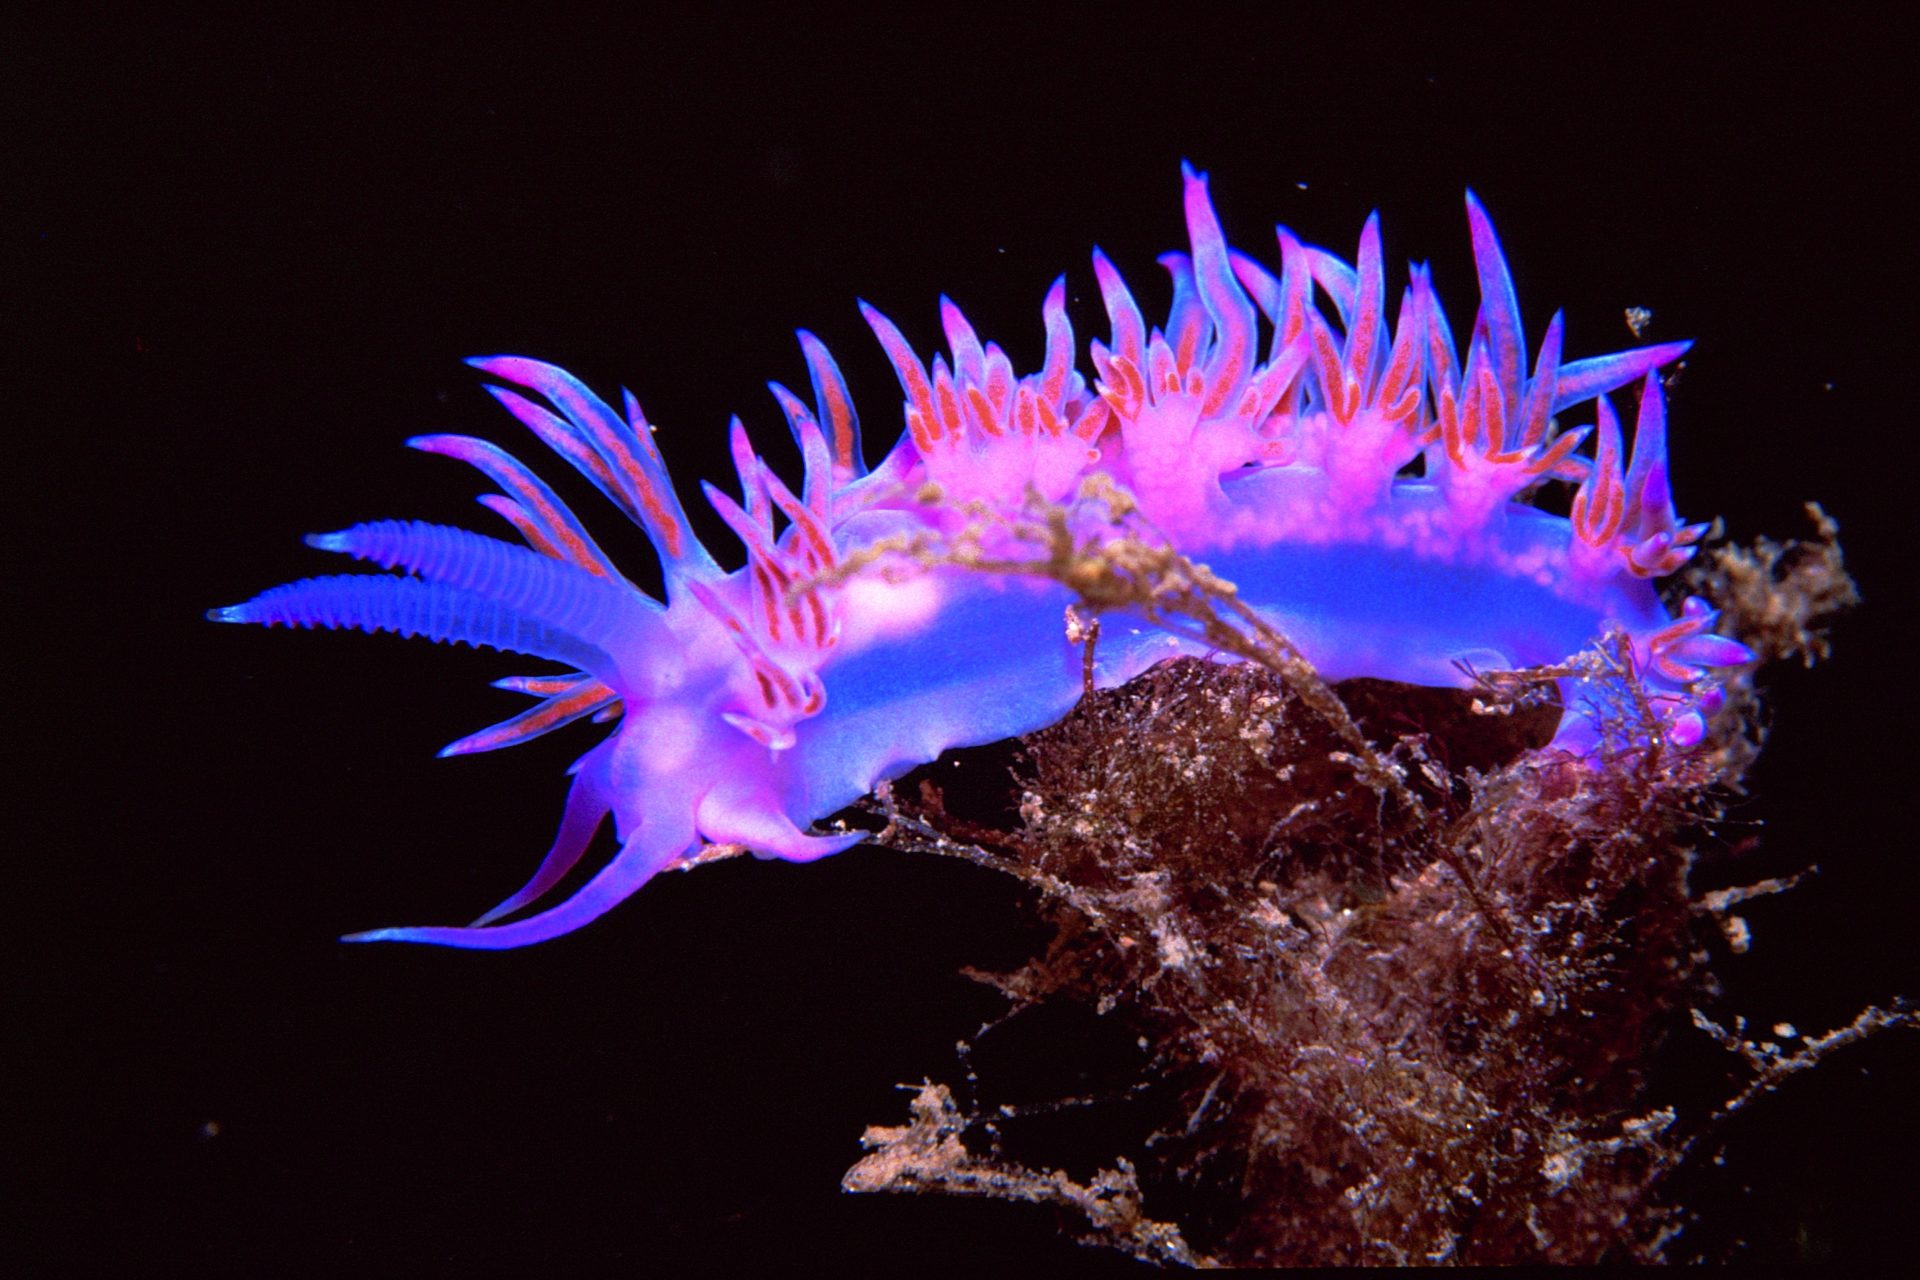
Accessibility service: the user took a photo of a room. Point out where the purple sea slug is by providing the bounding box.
[212,166,1751,948]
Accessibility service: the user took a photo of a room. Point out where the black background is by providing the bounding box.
[14,6,1918,1270]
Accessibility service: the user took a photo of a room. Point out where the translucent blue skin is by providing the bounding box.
[801,485,1669,805]
[796,514,1671,818]
[213,168,1737,948]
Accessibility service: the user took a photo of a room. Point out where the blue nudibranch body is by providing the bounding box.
[215,167,1751,948]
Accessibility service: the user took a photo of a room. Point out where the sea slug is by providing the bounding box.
[212,166,1751,948]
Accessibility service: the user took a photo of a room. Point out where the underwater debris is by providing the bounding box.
[844,511,1899,1266]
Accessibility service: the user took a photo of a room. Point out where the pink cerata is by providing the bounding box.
[213,165,1752,948]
